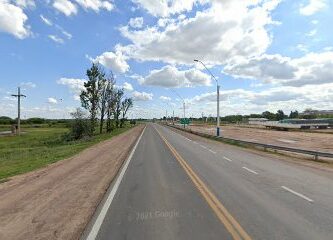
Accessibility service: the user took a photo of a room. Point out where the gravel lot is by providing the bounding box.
[188,125,333,153]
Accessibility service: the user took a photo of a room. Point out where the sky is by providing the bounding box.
[0,0,332,119]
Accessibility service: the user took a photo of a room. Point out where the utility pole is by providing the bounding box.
[11,87,26,136]
[171,89,186,128]
[183,101,186,128]
[173,110,174,125]
[194,59,221,136]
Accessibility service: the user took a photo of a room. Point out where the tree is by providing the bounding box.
[289,110,299,119]
[276,110,286,121]
[112,88,124,128]
[262,111,276,121]
[68,108,91,140]
[120,98,133,127]
[105,73,116,133]
[97,72,108,134]
[80,64,105,134]
[0,116,14,124]
[303,108,317,119]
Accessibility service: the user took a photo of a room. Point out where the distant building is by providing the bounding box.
[248,118,268,125]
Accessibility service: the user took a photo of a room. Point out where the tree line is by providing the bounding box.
[70,64,133,139]
[187,109,333,124]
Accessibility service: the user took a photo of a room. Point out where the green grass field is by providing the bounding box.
[0,125,134,181]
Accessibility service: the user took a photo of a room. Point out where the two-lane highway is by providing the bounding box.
[84,123,333,240]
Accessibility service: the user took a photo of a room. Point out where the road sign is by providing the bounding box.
[180,118,190,125]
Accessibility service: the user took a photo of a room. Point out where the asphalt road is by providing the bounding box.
[87,123,333,240]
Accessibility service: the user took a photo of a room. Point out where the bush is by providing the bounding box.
[67,108,92,140]
[26,118,46,124]
[0,116,14,125]
[130,119,136,125]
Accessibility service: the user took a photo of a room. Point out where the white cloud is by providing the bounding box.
[129,17,143,28]
[141,65,211,88]
[93,49,130,73]
[57,77,86,100]
[132,0,208,17]
[296,44,308,53]
[15,0,35,9]
[187,83,333,116]
[74,0,114,12]
[20,81,36,89]
[53,0,113,16]
[160,96,171,101]
[123,82,134,91]
[40,15,53,26]
[224,51,333,87]
[47,97,58,104]
[61,30,72,39]
[120,0,280,65]
[300,0,327,16]
[306,29,317,37]
[53,0,78,16]
[132,91,153,101]
[0,1,31,39]
[48,34,64,44]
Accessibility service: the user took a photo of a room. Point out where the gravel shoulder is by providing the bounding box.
[189,125,333,153]
[0,125,144,240]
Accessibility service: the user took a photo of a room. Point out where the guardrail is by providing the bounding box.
[163,123,333,161]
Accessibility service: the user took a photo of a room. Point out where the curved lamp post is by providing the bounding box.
[194,59,221,136]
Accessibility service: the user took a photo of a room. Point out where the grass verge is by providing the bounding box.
[0,125,135,181]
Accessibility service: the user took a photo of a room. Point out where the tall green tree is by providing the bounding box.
[105,73,116,133]
[289,110,299,119]
[120,98,133,127]
[98,72,109,134]
[80,64,105,134]
[112,89,124,128]
[262,111,276,120]
[276,110,286,121]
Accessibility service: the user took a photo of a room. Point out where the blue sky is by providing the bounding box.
[0,0,332,119]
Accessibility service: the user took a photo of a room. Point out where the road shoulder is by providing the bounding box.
[0,125,145,240]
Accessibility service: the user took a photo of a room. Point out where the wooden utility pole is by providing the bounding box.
[11,87,26,136]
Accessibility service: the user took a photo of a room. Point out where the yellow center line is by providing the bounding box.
[155,127,252,240]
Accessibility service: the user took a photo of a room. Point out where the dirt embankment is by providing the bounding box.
[189,125,333,153]
[0,125,144,240]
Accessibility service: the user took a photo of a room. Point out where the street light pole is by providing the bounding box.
[11,87,26,136]
[172,89,186,128]
[183,101,186,128]
[194,59,221,136]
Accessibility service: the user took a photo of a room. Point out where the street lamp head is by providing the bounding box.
[194,59,199,62]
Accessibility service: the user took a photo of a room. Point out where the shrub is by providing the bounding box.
[67,108,92,140]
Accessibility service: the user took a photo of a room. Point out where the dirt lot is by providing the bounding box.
[188,125,333,153]
[0,125,144,240]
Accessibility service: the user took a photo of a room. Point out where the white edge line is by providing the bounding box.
[242,167,258,175]
[281,186,314,203]
[85,126,146,240]
[209,149,217,154]
[184,137,192,142]
[223,156,232,162]
[200,144,208,149]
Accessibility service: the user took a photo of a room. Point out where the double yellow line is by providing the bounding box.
[155,128,252,240]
